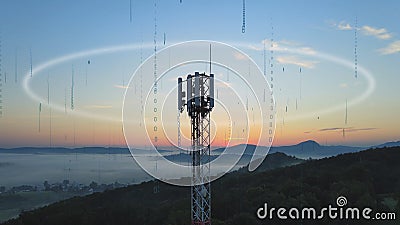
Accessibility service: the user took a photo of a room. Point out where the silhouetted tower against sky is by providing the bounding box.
[178,71,214,225]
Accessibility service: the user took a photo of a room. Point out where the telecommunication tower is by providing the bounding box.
[178,71,215,225]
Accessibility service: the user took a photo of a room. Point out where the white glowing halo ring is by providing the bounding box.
[137,58,271,171]
[234,42,376,121]
[138,60,253,171]
[123,41,270,185]
[22,42,375,123]
[153,67,233,151]
[154,88,245,169]
[23,43,154,122]
[143,58,262,146]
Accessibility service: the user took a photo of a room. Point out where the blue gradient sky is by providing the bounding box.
[0,0,399,147]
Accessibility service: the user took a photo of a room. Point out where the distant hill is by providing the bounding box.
[3,146,400,225]
[213,144,262,155]
[269,140,363,159]
[213,139,400,159]
[213,140,363,159]
[0,147,172,155]
[1,140,399,160]
[374,141,400,148]
[163,151,303,172]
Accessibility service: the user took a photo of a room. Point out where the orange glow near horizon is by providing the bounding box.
[0,108,393,148]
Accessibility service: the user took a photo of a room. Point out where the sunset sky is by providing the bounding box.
[0,0,399,148]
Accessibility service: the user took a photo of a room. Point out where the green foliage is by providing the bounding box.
[2,147,400,225]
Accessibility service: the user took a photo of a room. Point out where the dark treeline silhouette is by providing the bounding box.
[2,147,400,225]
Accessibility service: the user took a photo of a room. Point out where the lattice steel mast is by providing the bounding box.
[178,70,214,225]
